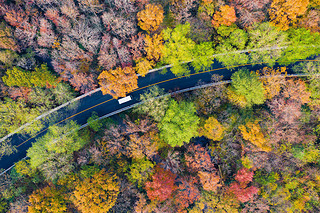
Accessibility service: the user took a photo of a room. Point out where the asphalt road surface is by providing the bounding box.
[0,58,315,171]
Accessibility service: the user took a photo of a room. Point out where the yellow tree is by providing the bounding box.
[137,4,164,32]
[98,66,138,98]
[239,121,271,152]
[212,5,237,28]
[28,184,68,213]
[257,67,287,100]
[199,117,225,141]
[144,34,164,62]
[269,0,309,30]
[72,169,120,213]
[135,58,155,77]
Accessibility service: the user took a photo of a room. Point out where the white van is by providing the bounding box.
[118,95,132,104]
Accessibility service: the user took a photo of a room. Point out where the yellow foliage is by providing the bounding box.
[239,121,272,152]
[226,86,248,108]
[15,159,34,176]
[241,156,253,169]
[135,58,155,77]
[98,66,138,98]
[137,4,164,32]
[144,33,164,62]
[269,0,309,30]
[257,67,287,99]
[199,117,225,141]
[72,169,120,213]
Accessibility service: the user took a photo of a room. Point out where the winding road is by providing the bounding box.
[0,58,318,172]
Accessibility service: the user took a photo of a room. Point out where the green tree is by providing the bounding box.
[162,23,196,76]
[135,86,170,122]
[0,139,16,160]
[230,69,266,107]
[280,29,320,63]
[192,42,215,72]
[0,196,8,213]
[126,158,154,187]
[2,64,58,88]
[0,50,18,65]
[159,100,199,147]
[0,98,43,137]
[87,112,102,132]
[2,66,32,87]
[247,23,289,65]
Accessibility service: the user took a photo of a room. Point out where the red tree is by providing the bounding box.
[228,168,259,203]
[145,166,177,202]
[175,176,201,210]
[184,144,215,172]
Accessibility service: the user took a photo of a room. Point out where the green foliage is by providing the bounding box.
[135,86,170,122]
[15,159,35,177]
[87,112,103,132]
[159,100,199,147]
[162,23,196,76]
[27,121,87,180]
[0,139,16,160]
[2,64,58,88]
[2,66,32,87]
[0,98,43,137]
[192,42,215,72]
[292,144,320,164]
[126,158,154,187]
[280,29,320,64]
[215,43,249,67]
[247,22,288,65]
[230,69,266,107]
[38,120,87,154]
[0,50,18,65]
[80,165,101,179]
[0,196,8,213]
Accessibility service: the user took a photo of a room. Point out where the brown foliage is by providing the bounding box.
[185,144,215,172]
[38,18,55,48]
[198,171,222,192]
[299,10,320,32]
[98,66,138,98]
[282,79,311,104]
[69,73,98,94]
[100,125,126,156]
[98,34,118,70]
[128,32,145,61]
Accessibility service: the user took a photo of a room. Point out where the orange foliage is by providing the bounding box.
[98,66,138,98]
[212,5,237,28]
[137,4,164,32]
[269,0,309,30]
[198,171,222,192]
[239,120,271,152]
[199,117,225,141]
[257,67,287,99]
[72,169,120,213]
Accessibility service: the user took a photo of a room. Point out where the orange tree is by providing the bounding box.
[212,5,237,28]
[269,0,309,30]
[72,169,120,213]
[98,66,138,98]
[137,4,164,32]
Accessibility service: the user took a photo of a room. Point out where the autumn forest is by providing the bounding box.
[1,0,320,212]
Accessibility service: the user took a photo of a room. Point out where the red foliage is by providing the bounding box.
[235,168,254,188]
[228,168,259,203]
[184,144,215,172]
[175,176,201,210]
[145,166,177,202]
[228,182,259,203]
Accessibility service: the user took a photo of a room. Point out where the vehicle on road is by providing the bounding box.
[118,95,132,104]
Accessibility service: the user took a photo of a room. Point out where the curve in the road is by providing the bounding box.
[1,58,320,173]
